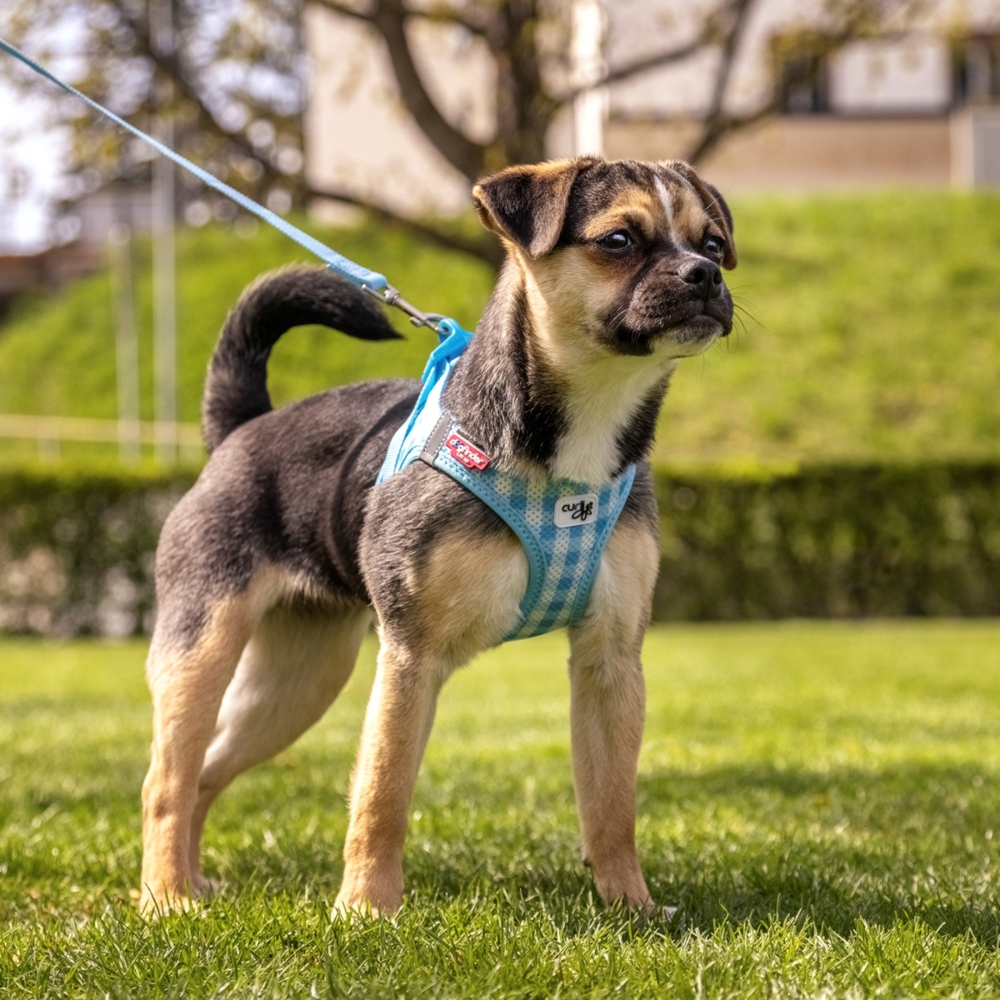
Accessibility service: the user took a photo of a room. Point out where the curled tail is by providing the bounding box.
[202,265,400,452]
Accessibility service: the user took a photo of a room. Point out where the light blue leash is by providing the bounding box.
[0,35,444,330]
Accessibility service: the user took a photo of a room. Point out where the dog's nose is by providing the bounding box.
[682,259,723,299]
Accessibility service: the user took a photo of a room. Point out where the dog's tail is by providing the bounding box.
[201,265,400,453]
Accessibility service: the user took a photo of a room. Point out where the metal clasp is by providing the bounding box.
[362,283,444,331]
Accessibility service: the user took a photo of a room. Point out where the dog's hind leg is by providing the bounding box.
[567,519,660,913]
[187,601,371,891]
[141,591,258,914]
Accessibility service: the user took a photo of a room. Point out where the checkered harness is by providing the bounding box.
[376,320,636,642]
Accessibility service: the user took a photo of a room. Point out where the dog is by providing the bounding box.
[139,156,736,915]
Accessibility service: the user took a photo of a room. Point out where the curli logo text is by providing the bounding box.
[562,499,594,522]
[446,434,490,471]
[554,492,599,528]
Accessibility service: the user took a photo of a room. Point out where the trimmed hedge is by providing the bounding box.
[653,462,1000,620]
[0,466,197,636]
[1,462,999,636]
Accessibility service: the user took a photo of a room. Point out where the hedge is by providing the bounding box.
[0,466,197,636]
[652,462,1000,620]
[2,462,999,636]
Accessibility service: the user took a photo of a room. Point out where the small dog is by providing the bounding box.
[140,156,736,915]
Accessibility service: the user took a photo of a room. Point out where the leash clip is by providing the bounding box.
[363,284,444,331]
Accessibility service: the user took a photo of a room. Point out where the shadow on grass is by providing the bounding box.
[633,759,1000,942]
[368,758,1000,944]
[7,738,1000,946]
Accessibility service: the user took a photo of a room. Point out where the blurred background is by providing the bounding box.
[2,0,1000,635]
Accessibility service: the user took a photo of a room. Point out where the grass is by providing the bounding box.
[4,190,1000,465]
[3,621,1000,996]
[0,220,492,466]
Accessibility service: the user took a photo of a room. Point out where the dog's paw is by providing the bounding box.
[334,863,404,917]
[137,875,218,918]
[331,898,382,921]
[591,860,655,915]
[331,894,404,922]
[138,887,197,919]
[190,873,221,898]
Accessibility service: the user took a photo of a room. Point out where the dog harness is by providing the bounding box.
[377,320,636,641]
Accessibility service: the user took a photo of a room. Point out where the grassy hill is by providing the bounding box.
[2,191,1000,465]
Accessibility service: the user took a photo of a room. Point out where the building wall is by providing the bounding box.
[607,116,953,191]
[304,5,493,219]
[604,0,961,120]
[303,0,1000,215]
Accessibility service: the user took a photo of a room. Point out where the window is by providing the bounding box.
[778,51,830,114]
[953,36,1000,105]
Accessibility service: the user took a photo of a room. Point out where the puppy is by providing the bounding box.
[139,156,736,915]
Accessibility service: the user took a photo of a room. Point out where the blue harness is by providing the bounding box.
[377,320,636,641]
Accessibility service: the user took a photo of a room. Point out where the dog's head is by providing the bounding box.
[472,158,736,358]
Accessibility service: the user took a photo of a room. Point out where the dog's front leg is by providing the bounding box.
[335,643,443,915]
[568,640,652,911]
[348,475,528,913]
[567,519,660,912]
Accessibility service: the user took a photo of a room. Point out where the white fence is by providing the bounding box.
[0,413,202,460]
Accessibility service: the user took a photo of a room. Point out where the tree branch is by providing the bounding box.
[683,0,758,164]
[372,0,487,180]
[307,182,504,269]
[122,9,288,189]
[684,102,775,164]
[555,37,707,107]
[408,1,491,36]
[313,0,488,181]
[705,0,754,122]
[309,0,376,24]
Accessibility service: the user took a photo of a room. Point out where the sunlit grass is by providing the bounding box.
[3,621,1000,996]
[5,191,1000,465]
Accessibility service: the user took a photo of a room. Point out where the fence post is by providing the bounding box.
[109,223,141,463]
[36,419,60,461]
[152,0,178,465]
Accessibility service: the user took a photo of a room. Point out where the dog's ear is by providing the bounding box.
[662,160,737,269]
[472,159,593,258]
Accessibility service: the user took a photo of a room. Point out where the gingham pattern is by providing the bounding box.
[376,321,636,642]
[432,446,635,640]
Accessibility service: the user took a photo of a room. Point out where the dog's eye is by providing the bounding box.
[597,231,632,252]
[704,236,725,257]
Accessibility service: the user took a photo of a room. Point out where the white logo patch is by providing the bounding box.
[555,493,598,527]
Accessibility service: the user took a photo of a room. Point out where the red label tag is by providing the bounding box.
[446,434,490,470]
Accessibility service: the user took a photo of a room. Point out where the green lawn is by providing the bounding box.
[3,621,1000,996]
[4,191,1000,465]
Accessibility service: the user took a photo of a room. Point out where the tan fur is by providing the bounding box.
[187,601,372,892]
[337,531,527,913]
[407,529,527,661]
[581,188,669,243]
[141,566,362,913]
[141,593,257,912]
[568,520,660,910]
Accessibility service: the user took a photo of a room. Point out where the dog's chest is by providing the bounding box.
[546,357,673,483]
